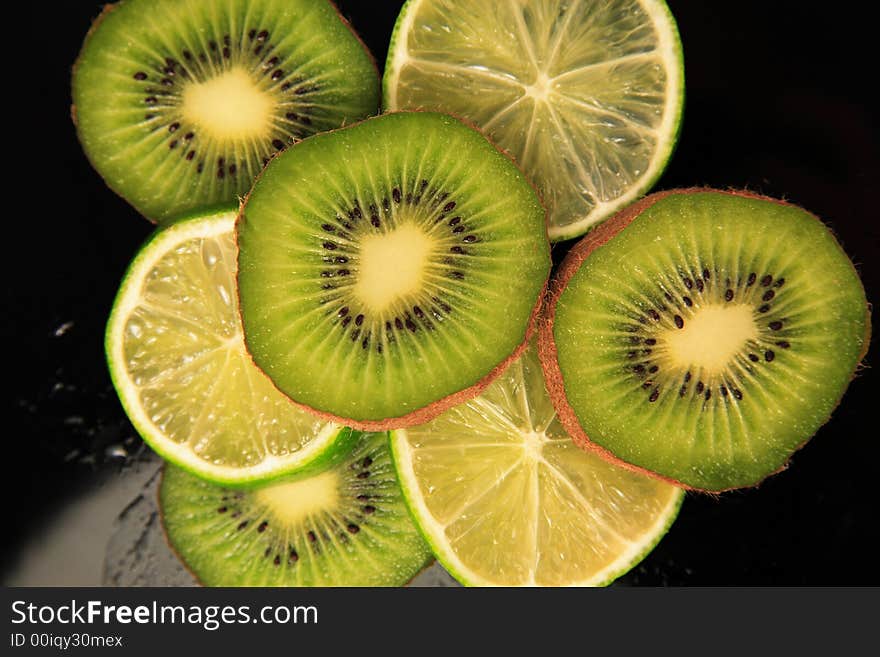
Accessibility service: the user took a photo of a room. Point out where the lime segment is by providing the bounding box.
[384,0,684,240]
[390,344,683,586]
[106,210,345,485]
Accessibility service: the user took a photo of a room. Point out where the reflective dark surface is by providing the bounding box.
[7,0,878,584]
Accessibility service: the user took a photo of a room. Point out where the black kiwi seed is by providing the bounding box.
[747,272,757,286]
[674,315,684,329]
[761,274,773,286]
[765,350,775,362]
[769,320,783,330]
[725,289,734,302]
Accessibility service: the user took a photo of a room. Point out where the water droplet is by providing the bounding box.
[217,284,231,306]
[53,321,74,337]
[105,445,129,459]
[201,239,223,269]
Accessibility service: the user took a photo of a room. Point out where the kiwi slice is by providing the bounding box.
[72,0,379,223]
[160,430,433,586]
[539,188,871,492]
[237,111,550,429]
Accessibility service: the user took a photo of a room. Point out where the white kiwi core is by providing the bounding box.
[354,222,436,312]
[182,68,274,141]
[662,304,757,374]
[255,470,340,525]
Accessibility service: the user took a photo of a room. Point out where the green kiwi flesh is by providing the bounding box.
[540,189,870,491]
[236,111,550,429]
[160,431,433,586]
[73,0,379,223]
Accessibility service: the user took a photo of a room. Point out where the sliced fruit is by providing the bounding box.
[237,111,550,430]
[390,344,684,586]
[106,209,346,486]
[539,189,872,491]
[161,431,434,586]
[384,0,684,240]
[73,0,379,223]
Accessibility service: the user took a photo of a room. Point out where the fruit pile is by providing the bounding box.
[73,0,870,587]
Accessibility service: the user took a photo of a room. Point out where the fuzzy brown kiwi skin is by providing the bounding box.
[235,110,551,431]
[70,3,116,127]
[538,187,872,494]
[70,4,148,217]
[157,464,204,586]
[328,1,381,93]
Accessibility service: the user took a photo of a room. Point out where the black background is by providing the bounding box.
[7,1,878,584]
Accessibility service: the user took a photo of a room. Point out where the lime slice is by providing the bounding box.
[384,0,684,241]
[390,344,684,586]
[106,209,345,486]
